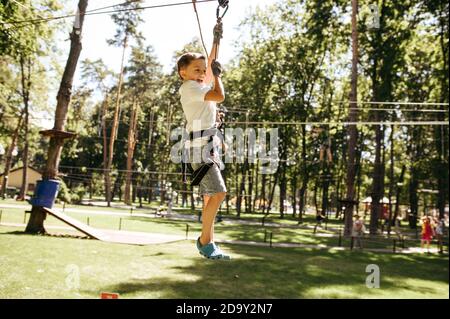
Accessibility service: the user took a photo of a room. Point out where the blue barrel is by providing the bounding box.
[30,179,60,209]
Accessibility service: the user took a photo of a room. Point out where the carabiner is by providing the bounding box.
[218,0,229,8]
[216,4,229,20]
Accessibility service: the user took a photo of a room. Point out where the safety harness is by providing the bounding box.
[181,127,223,186]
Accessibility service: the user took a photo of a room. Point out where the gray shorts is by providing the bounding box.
[188,146,227,196]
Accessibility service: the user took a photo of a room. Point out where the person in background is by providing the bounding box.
[352,214,365,250]
[420,216,435,254]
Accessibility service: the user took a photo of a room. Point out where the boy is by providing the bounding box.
[177,24,230,260]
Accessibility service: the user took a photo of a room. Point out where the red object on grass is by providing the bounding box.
[101,292,119,299]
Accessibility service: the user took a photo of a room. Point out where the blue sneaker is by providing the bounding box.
[196,238,231,260]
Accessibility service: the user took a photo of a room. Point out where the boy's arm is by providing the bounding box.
[205,21,223,85]
[204,70,225,103]
[205,43,219,86]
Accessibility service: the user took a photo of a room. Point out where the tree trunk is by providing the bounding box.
[387,126,395,235]
[18,56,32,200]
[260,173,267,211]
[1,112,24,199]
[292,174,297,218]
[370,124,384,235]
[263,170,279,220]
[409,167,419,229]
[393,165,406,223]
[343,0,359,236]
[313,183,319,213]
[106,33,128,207]
[408,127,422,229]
[111,172,123,202]
[253,162,259,213]
[101,96,109,203]
[25,206,47,234]
[279,164,287,218]
[247,163,254,214]
[321,163,330,218]
[26,0,89,234]
[124,101,138,205]
[298,124,308,224]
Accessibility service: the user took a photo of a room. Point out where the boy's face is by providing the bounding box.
[180,58,207,84]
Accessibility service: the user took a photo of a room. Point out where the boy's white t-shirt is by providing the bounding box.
[179,80,216,147]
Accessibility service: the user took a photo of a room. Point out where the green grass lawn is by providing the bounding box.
[0,200,429,251]
[0,206,412,250]
[0,226,447,299]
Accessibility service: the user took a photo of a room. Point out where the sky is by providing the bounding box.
[67,0,277,74]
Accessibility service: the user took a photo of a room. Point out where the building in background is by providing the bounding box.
[0,166,42,197]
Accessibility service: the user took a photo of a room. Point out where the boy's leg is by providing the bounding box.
[202,195,214,242]
[199,192,226,245]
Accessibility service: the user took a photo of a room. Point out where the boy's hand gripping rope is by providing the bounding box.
[192,0,229,56]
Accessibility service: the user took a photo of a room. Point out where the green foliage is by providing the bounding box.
[0,0,447,221]
[70,184,87,205]
[107,0,144,47]
[56,179,71,204]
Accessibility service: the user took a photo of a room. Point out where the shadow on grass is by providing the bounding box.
[92,244,449,299]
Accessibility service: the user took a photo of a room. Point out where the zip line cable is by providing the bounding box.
[2,116,447,129]
[85,0,145,13]
[2,0,218,30]
[1,104,448,125]
[347,101,449,106]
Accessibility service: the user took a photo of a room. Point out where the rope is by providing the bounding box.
[192,0,209,56]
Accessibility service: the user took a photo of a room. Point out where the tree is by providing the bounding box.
[123,44,162,205]
[1,0,62,199]
[26,0,89,234]
[359,0,420,234]
[343,0,359,236]
[80,58,115,202]
[105,0,144,206]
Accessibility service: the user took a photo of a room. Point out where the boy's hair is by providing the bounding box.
[177,52,206,79]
